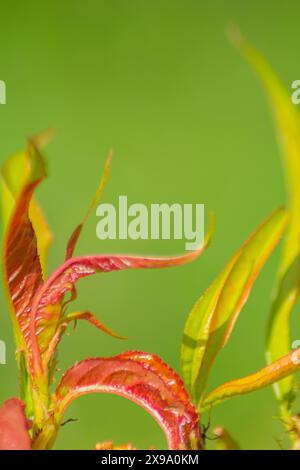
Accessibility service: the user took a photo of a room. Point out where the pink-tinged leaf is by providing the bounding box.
[63,311,126,339]
[0,398,31,450]
[66,151,112,260]
[42,310,126,370]
[30,224,212,375]
[56,153,116,355]
[1,140,47,363]
[51,352,202,450]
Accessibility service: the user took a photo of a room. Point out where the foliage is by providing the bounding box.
[1,33,300,450]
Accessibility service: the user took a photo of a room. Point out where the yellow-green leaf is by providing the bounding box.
[229,27,300,409]
[181,207,288,405]
[201,346,300,411]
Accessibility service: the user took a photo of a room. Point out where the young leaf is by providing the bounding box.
[0,398,31,450]
[62,152,113,339]
[65,150,112,260]
[42,310,126,371]
[228,26,300,412]
[1,140,48,358]
[201,346,300,411]
[1,133,52,278]
[50,352,202,450]
[63,310,125,339]
[30,232,212,376]
[30,200,52,278]
[181,207,288,404]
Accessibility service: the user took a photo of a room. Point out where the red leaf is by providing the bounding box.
[42,310,126,368]
[0,398,31,450]
[30,244,210,375]
[3,142,47,362]
[52,351,202,450]
[63,310,126,339]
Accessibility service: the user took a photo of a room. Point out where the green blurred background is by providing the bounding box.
[0,0,299,450]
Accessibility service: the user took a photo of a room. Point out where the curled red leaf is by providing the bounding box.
[3,143,46,363]
[30,244,209,375]
[51,351,202,450]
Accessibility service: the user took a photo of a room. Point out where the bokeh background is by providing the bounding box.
[0,0,299,450]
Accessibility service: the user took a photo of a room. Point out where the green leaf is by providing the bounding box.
[228,27,300,410]
[201,345,300,411]
[181,207,288,405]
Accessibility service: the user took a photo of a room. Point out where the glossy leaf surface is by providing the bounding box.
[52,351,202,450]
[1,142,48,359]
[30,238,211,375]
